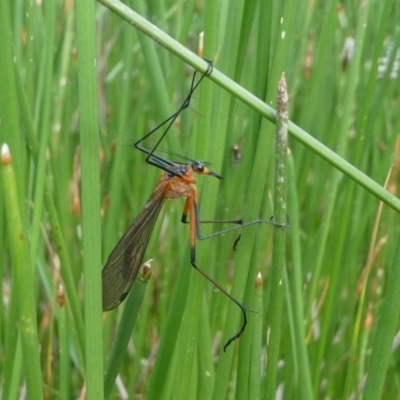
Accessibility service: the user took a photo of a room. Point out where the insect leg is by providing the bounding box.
[134,60,213,165]
[183,194,248,351]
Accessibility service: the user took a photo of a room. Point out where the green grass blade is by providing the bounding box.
[104,267,150,399]
[1,145,44,399]
[57,286,71,400]
[75,0,104,398]
[363,233,400,399]
[287,153,314,399]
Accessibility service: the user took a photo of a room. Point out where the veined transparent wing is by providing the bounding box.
[102,185,166,310]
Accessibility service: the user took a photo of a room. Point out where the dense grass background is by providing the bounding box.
[1,0,400,399]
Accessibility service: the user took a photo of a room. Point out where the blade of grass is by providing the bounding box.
[362,232,400,399]
[2,295,21,400]
[104,265,151,399]
[7,335,23,400]
[286,152,314,400]
[58,285,71,400]
[248,273,264,400]
[1,145,44,399]
[344,167,391,397]
[146,248,193,400]
[196,299,215,400]
[75,0,104,398]
[30,0,56,282]
[0,0,25,204]
[0,1,25,397]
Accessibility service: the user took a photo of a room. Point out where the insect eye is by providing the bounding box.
[192,161,204,172]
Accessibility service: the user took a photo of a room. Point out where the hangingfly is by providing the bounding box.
[102,61,280,351]
[102,160,223,311]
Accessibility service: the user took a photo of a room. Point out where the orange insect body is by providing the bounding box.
[162,169,197,199]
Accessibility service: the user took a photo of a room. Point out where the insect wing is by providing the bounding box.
[102,188,165,310]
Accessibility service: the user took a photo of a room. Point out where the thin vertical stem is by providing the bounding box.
[264,74,289,400]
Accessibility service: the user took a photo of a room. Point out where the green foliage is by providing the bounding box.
[1,0,400,399]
